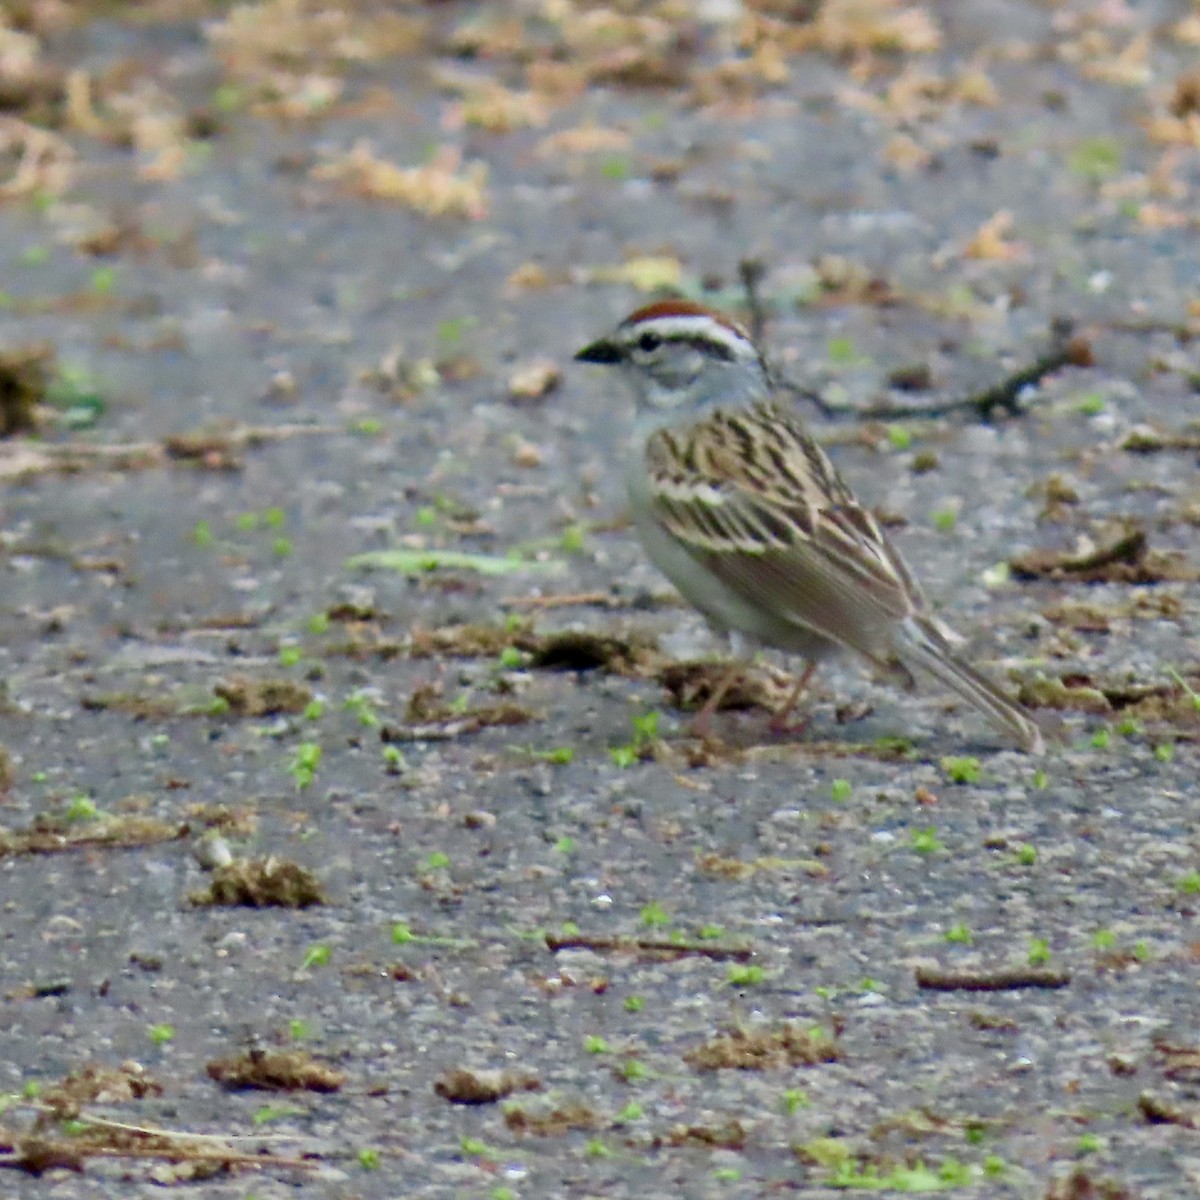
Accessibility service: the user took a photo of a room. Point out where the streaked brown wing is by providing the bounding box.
[645,404,921,656]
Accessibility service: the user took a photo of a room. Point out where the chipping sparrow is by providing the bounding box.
[575,298,1046,754]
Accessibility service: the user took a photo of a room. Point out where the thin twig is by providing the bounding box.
[915,966,1070,991]
[24,1108,306,1144]
[501,592,624,611]
[773,375,842,418]
[546,933,754,961]
[0,1143,319,1172]
[380,704,534,743]
[1097,317,1197,340]
[737,260,842,417]
[738,257,769,347]
[0,424,340,481]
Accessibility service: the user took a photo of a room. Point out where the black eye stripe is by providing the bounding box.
[695,336,736,362]
[629,333,736,362]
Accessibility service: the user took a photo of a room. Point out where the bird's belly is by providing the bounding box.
[629,504,837,661]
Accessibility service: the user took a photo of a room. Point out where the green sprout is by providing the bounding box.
[611,709,661,767]
[213,84,242,111]
[65,795,99,822]
[940,755,981,784]
[931,506,959,533]
[1067,137,1122,181]
[910,827,945,854]
[560,524,587,553]
[252,1104,303,1125]
[609,745,639,769]
[1027,937,1051,966]
[289,742,321,789]
[301,944,331,970]
[382,745,408,772]
[91,265,117,295]
[530,745,574,764]
[727,964,765,986]
[343,690,380,727]
[840,1156,977,1189]
[827,336,864,366]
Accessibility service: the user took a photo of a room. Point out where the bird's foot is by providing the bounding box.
[766,661,818,738]
[767,711,811,738]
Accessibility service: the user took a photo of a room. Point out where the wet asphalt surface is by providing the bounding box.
[1,2,1199,1196]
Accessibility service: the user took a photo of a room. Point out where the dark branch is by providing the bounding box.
[737,257,769,347]
[854,318,1088,422]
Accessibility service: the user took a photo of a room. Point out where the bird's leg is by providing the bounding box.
[768,660,817,735]
[689,664,741,740]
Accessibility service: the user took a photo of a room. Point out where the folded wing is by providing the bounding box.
[645,403,923,665]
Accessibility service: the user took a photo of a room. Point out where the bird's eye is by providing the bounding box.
[637,331,662,353]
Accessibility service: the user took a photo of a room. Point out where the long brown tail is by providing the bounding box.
[896,617,1047,755]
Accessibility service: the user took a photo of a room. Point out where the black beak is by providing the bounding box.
[574,338,623,365]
